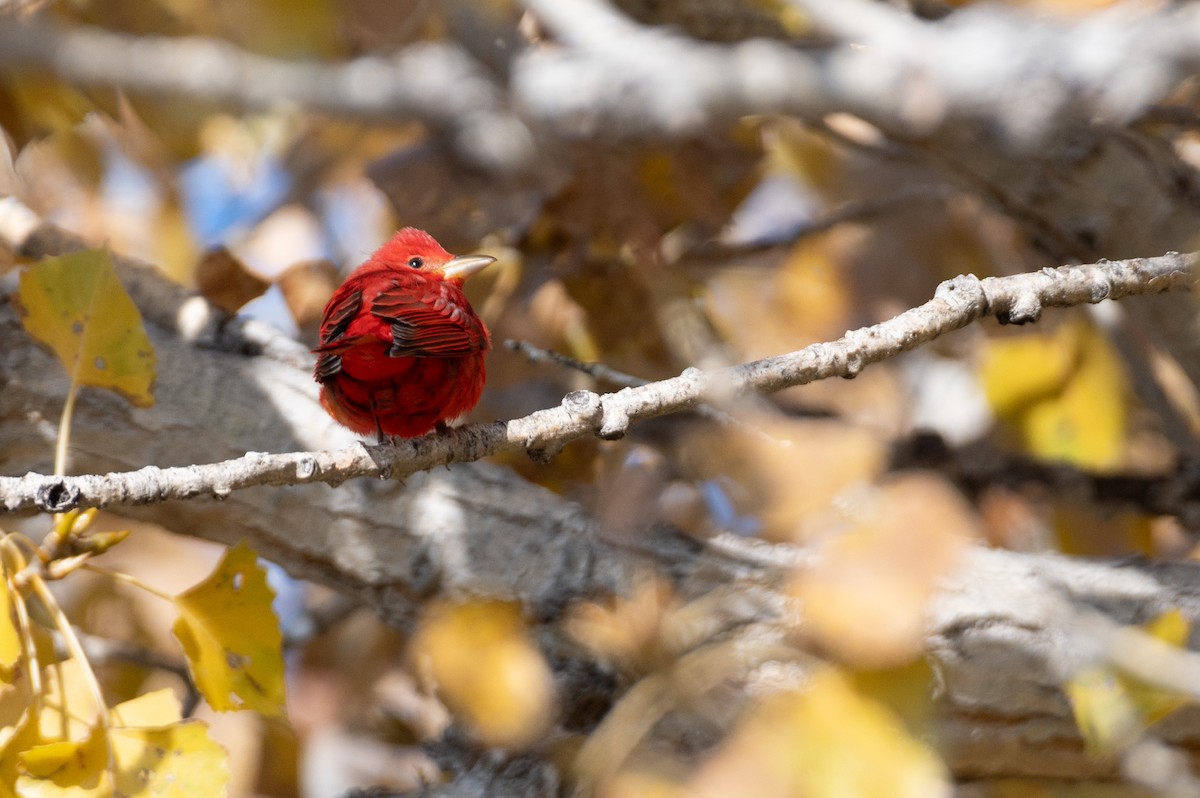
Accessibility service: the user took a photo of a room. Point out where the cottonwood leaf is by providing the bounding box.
[692,669,949,798]
[108,721,228,797]
[172,542,286,716]
[17,693,228,798]
[0,577,19,676]
[411,600,553,748]
[0,709,39,798]
[16,249,155,407]
[18,724,108,797]
[794,474,974,668]
[982,319,1126,470]
[1067,609,1192,752]
[110,688,181,727]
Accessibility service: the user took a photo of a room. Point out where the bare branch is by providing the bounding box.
[516,0,1200,143]
[2,0,1200,166]
[505,339,647,389]
[1,244,1193,513]
[0,20,535,174]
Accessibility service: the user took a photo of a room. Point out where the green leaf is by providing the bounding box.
[172,542,286,716]
[16,249,155,408]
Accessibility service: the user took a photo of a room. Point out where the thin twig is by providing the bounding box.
[504,340,647,389]
[75,630,200,714]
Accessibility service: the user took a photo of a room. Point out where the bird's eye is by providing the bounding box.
[407,256,424,269]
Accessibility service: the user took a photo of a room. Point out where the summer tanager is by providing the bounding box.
[314,228,495,441]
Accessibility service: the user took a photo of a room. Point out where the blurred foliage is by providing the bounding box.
[1067,610,1192,754]
[409,600,554,749]
[2,253,284,795]
[982,319,1128,471]
[2,0,1197,794]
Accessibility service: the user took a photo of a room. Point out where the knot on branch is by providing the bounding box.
[562,390,603,424]
[995,294,1043,325]
[527,392,604,463]
[974,274,1043,325]
[36,479,81,513]
[598,405,630,440]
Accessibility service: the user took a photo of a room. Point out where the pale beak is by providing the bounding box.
[441,254,496,282]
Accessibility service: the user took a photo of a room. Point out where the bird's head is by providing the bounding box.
[375,227,495,286]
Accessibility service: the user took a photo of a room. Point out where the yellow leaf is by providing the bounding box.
[981,327,1076,417]
[37,658,101,742]
[0,576,19,676]
[16,250,156,407]
[172,542,286,716]
[691,669,949,798]
[1127,610,1191,725]
[600,770,691,798]
[109,721,229,797]
[1146,609,1189,647]
[706,233,853,362]
[0,709,39,798]
[17,714,228,798]
[1053,504,1153,557]
[1067,611,1192,752]
[111,689,181,727]
[411,600,554,748]
[851,659,937,742]
[18,724,108,796]
[684,417,886,543]
[771,121,841,194]
[1066,665,1139,753]
[2,79,96,146]
[981,320,1126,470]
[568,578,674,671]
[0,655,106,792]
[794,474,975,667]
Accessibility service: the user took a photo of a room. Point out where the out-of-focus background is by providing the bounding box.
[4,0,1200,795]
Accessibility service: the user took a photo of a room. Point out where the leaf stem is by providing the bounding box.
[0,538,41,713]
[53,379,80,479]
[27,572,115,778]
[83,564,178,604]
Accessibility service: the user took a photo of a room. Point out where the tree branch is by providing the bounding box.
[1,248,1192,514]
[3,0,1200,164]
[516,0,1200,143]
[0,20,534,174]
[7,218,1200,781]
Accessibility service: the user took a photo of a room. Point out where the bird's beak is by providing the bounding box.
[441,254,496,282]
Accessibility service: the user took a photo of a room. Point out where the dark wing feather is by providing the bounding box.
[371,278,488,358]
[312,288,364,382]
[319,289,363,345]
[314,352,343,382]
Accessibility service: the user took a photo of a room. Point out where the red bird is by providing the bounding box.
[314,228,495,441]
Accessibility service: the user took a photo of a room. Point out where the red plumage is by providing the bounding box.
[314,228,495,440]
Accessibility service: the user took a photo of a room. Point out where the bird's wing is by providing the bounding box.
[371,277,489,358]
[312,287,364,381]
